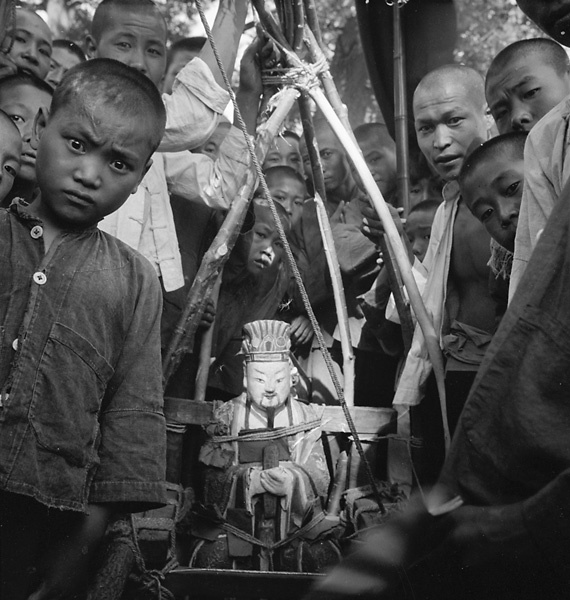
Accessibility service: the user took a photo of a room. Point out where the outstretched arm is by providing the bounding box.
[199,0,249,89]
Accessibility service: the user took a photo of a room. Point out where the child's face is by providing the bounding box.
[409,176,442,207]
[268,175,306,228]
[462,153,524,252]
[263,137,303,174]
[0,120,22,203]
[0,83,52,184]
[46,46,83,89]
[89,7,167,88]
[486,53,570,135]
[405,208,436,262]
[5,10,52,80]
[246,212,285,276]
[35,98,152,230]
[356,134,397,198]
[192,122,230,160]
[162,48,200,94]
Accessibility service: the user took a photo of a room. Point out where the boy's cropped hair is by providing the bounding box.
[409,199,441,215]
[167,36,206,64]
[282,130,301,143]
[0,70,54,98]
[253,196,292,229]
[354,122,394,146]
[52,58,167,155]
[91,0,164,41]
[53,38,86,62]
[487,38,570,84]
[458,131,528,188]
[263,165,307,189]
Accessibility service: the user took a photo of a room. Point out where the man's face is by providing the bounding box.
[35,99,152,230]
[162,49,199,94]
[246,361,291,411]
[462,153,524,252]
[405,209,437,262]
[486,54,570,135]
[268,175,306,227]
[263,136,303,174]
[0,83,52,183]
[89,7,167,88]
[357,134,397,197]
[5,10,52,80]
[46,46,84,89]
[414,80,488,182]
[314,127,350,194]
[0,120,22,203]
[517,0,570,46]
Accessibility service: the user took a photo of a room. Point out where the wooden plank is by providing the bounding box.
[165,568,322,599]
[164,397,215,425]
[318,406,396,434]
[164,397,396,434]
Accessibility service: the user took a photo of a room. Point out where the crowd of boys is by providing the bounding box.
[1,0,570,597]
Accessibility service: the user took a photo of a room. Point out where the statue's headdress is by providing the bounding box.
[242,320,291,363]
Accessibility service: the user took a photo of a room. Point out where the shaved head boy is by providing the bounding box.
[486,38,570,134]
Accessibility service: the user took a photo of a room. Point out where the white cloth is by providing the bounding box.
[392,182,459,407]
[99,58,251,291]
[510,95,570,302]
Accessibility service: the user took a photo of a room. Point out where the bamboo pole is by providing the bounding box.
[393,1,411,215]
[298,93,327,204]
[162,87,300,386]
[193,274,222,403]
[377,236,413,355]
[313,193,355,407]
[309,87,450,452]
[301,24,415,365]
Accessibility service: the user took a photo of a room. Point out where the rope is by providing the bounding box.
[195,0,384,511]
[221,510,326,552]
[211,418,321,443]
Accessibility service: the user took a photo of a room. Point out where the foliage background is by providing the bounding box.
[24,0,549,124]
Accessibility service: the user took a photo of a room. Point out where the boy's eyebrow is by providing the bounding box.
[66,122,145,163]
[13,26,51,48]
[110,30,165,47]
[489,75,536,108]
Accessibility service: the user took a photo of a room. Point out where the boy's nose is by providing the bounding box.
[21,45,40,66]
[500,206,519,228]
[74,160,102,189]
[511,102,532,132]
[262,246,275,261]
[128,48,147,76]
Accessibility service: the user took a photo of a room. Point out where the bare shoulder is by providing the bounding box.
[451,200,491,282]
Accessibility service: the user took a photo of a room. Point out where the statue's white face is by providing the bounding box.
[246,361,291,411]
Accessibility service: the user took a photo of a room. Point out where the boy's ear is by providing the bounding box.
[29,106,50,151]
[85,35,98,59]
[131,158,153,194]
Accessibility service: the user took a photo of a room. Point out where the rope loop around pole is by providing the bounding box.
[261,54,327,90]
[385,0,410,7]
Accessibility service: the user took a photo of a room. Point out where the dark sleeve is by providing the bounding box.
[89,260,167,512]
[522,469,570,578]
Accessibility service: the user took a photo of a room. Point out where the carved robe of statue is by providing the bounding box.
[196,320,332,571]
